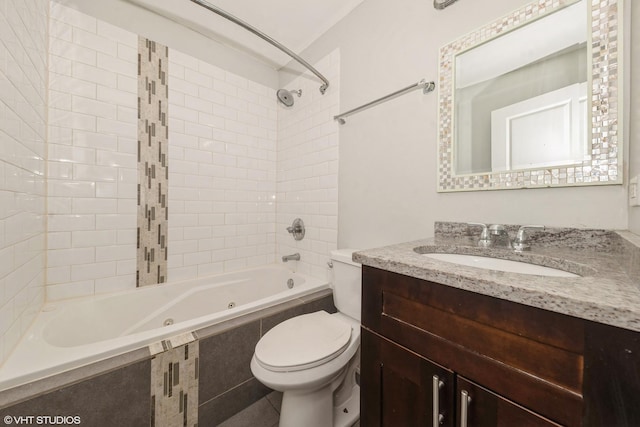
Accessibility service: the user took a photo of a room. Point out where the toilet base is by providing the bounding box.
[278,383,360,427]
[333,384,359,427]
[279,383,334,427]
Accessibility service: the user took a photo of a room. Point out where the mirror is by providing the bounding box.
[437,0,623,192]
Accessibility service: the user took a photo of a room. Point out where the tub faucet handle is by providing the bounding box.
[286,218,305,241]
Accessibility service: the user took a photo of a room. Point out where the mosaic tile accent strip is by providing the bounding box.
[137,37,169,286]
[150,333,199,427]
[437,0,622,192]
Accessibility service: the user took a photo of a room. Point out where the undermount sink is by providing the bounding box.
[422,253,580,278]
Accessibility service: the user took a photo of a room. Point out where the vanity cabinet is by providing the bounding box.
[361,330,560,427]
[361,266,640,427]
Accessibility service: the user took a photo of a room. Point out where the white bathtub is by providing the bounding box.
[0,265,328,392]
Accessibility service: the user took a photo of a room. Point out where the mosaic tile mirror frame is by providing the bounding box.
[437,0,624,192]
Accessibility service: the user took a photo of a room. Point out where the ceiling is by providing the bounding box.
[125,0,364,69]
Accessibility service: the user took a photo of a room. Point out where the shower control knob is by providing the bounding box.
[286,218,305,241]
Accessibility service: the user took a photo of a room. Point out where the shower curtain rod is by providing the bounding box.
[190,0,330,94]
[334,79,436,124]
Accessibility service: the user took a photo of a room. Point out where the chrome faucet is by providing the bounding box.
[488,224,512,248]
[467,223,491,247]
[282,253,300,262]
[512,225,545,252]
[286,218,305,241]
[467,222,546,251]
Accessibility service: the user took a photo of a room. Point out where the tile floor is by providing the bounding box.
[218,391,360,427]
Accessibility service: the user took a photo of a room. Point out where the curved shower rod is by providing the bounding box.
[434,0,460,9]
[190,0,330,94]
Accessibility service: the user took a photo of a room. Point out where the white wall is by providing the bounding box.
[46,3,139,299]
[52,0,278,90]
[46,4,284,299]
[281,0,634,249]
[276,50,340,279]
[629,0,640,235]
[167,50,279,281]
[0,0,48,364]
[43,4,341,302]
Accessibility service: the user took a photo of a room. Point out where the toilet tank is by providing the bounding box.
[330,249,362,322]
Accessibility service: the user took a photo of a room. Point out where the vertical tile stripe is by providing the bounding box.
[137,36,169,286]
[151,340,199,426]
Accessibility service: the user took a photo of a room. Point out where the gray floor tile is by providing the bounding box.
[218,396,280,427]
[265,390,283,414]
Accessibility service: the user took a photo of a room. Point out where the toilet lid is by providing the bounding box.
[254,311,352,372]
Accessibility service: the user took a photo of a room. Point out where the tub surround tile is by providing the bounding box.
[151,338,198,427]
[44,6,338,301]
[260,294,336,335]
[276,50,340,280]
[47,4,138,300]
[167,50,279,282]
[0,360,151,427]
[0,347,151,409]
[198,320,261,404]
[0,288,335,425]
[355,222,640,333]
[193,288,333,341]
[196,290,334,422]
[0,0,48,364]
[148,331,197,356]
[137,37,169,287]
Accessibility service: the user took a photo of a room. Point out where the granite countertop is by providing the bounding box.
[353,222,640,333]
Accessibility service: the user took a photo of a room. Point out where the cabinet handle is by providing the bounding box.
[432,375,444,426]
[460,390,472,427]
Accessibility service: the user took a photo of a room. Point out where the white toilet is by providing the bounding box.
[250,249,362,427]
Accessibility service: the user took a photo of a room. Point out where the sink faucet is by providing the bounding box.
[468,223,546,251]
[512,225,545,252]
[488,224,512,248]
[467,223,491,247]
[282,253,300,262]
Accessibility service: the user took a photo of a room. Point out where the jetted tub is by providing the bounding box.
[0,265,328,392]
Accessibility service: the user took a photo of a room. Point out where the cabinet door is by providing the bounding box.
[456,377,562,427]
[362,328,455,427]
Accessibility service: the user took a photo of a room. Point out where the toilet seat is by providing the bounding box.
[254,311,352,372]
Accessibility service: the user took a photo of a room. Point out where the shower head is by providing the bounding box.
[276,88,302,107]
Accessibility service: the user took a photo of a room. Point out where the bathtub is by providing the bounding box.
[0,265,329,392]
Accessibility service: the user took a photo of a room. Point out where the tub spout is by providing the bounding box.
[282,253,300,262]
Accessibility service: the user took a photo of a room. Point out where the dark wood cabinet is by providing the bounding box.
[361,266,640,427]
[455,376,561,427]
[361,328,455,427]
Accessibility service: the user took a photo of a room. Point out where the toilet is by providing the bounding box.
[250,249,362,427]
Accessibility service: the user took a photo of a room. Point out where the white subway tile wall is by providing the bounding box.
[276,50,340,278]
[42,6,339,301]
[47,3,138,300]
[167,51,278,281]
[0,0,49,364]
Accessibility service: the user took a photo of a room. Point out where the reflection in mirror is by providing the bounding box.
[438,0,623,192]
[455,0,587,175]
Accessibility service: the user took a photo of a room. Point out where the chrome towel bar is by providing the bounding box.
[334,79,435,125]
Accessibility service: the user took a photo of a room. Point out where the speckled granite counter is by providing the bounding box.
[354,222,640,333]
